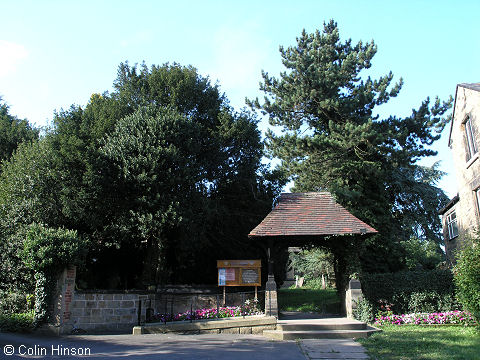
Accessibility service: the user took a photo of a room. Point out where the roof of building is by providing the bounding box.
[438,194,460,215]
[449,83,480,146]
[248,192,377,238]
[458,83,480,92]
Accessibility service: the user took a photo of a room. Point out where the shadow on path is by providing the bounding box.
[0,332,306,360]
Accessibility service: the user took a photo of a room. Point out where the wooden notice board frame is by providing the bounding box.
[217,260,261,287]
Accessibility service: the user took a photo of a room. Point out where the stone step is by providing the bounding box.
[276,322,366,331]
[276,317,367,331]
[263,327,380,340]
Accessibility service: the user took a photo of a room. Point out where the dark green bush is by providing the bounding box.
[22,224,88,325]
[353,298,375,323]
[0,290,29,314]
[454,236,480,321]
[408,291,440,313]
[22,224,87,275]
[0,311,34,332]
[361,270,456,314]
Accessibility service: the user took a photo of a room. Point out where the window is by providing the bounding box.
[465,116,477,161]
[446,211,459,240]
[476,188,480,220]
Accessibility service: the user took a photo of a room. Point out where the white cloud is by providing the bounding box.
[0,40,28,77]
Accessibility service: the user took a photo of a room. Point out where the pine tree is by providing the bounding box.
[248,20,452,277]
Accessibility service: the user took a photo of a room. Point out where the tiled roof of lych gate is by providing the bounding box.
[248,192,377,238]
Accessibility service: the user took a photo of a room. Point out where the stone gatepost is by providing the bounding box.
[345,279,362,319]
[264,275,278,318]
[49,266,76,334]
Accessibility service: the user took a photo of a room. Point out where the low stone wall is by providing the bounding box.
[133,315,277,335]
[69,291,258,333]
[48,267,260,334]
[70,292,148,333]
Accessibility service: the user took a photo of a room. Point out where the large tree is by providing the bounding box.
[23,62,284,288]
[0,140,63,293]
[0,98,39,165]
[248,21,451,280]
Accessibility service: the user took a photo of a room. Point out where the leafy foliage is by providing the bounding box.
[353,297,375,324]
[0,62,284,291]
[0,311,34,333]
[0,140,64,295]
[289,248,334,287]
[401,236,444,270]
[0,98,39,165]
[0,290,32,314]
[248,20,451,275]
[454,235,480,321]
[407,291,458,313]
[23,224,87,274]
[361,270,457,314]
[22,224,87,324]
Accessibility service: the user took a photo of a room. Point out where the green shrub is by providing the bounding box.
[408,291,440,313]
[454,236,480,321]
[361,270,456,314]
[22,224,88,325]
[353,298,375,323]
[0,311,34,332]
[304,277,332,289]
[22,224,87,275]
[0,290,29,314]
[437,293,460,312]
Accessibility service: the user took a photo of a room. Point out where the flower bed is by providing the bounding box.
[148,299,263,323]
[374,310,478,327]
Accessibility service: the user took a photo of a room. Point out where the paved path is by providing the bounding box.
[0,332,369,359]
[299,339,369,359]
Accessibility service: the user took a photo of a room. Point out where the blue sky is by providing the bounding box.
[1,0,479,197]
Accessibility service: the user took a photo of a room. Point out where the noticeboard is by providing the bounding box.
[217,260,261,287]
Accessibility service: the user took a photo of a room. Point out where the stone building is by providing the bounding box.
[440,83,480,263]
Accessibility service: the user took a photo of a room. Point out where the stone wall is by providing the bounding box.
[70,292,257,333]
[48,267,258,334]
[445,84,480,261]
[70,292,147,333]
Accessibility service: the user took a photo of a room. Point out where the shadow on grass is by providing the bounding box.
[278,288,341,314]
[358,325,480,360]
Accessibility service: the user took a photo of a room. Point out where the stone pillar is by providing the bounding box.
[345,279,362,319]
[48,266,76,334]
[264,275,278,318]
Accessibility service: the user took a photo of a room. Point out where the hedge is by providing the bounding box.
[360,269,457,314]
[0,311,34,333]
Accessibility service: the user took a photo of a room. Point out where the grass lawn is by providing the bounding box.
[277,288,341,313]
[358,325,480,360]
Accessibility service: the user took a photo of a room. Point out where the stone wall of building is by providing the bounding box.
[445,84,480,260]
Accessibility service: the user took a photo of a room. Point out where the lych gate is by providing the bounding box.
[248,192,377,317]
